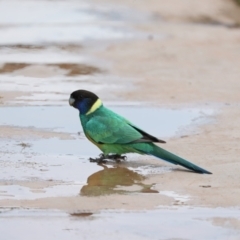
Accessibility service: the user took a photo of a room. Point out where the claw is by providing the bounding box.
[104,154,127,162]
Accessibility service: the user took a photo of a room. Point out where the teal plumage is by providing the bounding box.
[81,107,147,146]
[69,90,212,174]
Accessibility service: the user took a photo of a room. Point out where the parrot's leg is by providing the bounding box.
[89,154,127,163]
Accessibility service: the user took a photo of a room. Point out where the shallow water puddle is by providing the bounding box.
[0,104,214,199]
[0,75,108,103]
[0,161,159,200]
[0,1,139,45]
[0,153,102,199]
[0,0,154,110]
[0,105,214,136]
[0,207,239,240]
[80,164,158,196]
[0,153,101,182]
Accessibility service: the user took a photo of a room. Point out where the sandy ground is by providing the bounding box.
[0,0,240,216]
[94,0,240,208]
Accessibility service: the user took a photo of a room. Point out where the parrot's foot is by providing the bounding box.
[89,154,127,163]
[89,154,107,163]
[105,154,127,163]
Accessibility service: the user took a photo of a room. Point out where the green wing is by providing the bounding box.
[85,115,143,144]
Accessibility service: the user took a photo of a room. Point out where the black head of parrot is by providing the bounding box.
[69,89,101,114]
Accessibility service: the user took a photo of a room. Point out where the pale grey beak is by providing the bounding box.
[69,97,75,106]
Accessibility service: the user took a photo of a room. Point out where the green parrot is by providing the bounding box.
[69,90,211,174]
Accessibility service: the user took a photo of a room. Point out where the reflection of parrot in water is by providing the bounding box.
[69,89,212,174]
[80,165,144,196]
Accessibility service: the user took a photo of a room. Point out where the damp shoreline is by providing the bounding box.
[0,0,240,239]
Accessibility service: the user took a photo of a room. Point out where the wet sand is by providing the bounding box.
[0,0,240,239]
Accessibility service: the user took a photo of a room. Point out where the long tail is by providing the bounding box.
[133,143,212,174]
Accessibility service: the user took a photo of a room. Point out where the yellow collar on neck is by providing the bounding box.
[86,99,102,115]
